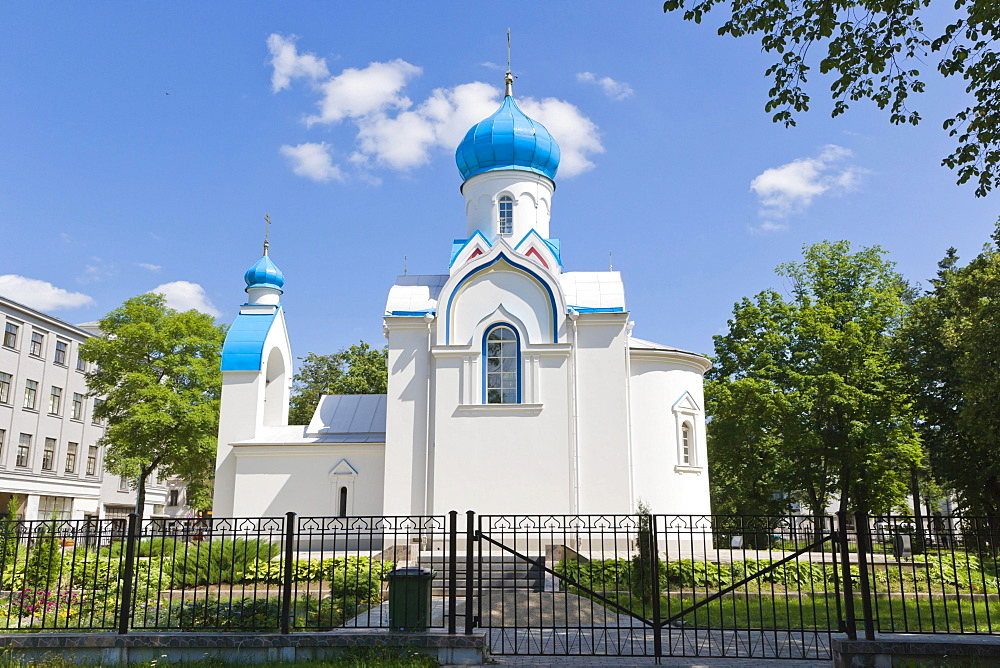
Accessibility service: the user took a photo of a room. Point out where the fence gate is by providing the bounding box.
[474,514,839,661]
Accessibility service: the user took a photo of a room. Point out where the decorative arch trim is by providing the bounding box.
[444,251,560,344]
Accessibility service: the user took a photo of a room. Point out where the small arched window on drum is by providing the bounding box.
[498,196,513,236]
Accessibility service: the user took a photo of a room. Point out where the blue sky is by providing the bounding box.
[2,2,996,365]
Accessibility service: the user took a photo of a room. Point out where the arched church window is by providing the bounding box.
[338,486,348,518]
[681,422,692,465]
[485,325,519,404]
[498,196,513,236]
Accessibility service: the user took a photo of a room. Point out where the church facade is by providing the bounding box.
[212,75,712,519]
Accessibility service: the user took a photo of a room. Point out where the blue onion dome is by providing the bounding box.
[244,251,285,291]
[455,87,561,183]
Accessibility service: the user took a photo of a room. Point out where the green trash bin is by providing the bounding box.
[386,566,436,631]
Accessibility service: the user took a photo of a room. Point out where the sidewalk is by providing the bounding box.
[479,657,831,667]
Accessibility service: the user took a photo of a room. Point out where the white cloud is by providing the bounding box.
[307,59,421,125]
[749,145,866,229]
[59,233,71,244]
[280,142,344,182]
[576,72,634,101]
[137,263,161,272]
[267,33,329,93]
[520,97,604,177]
[0,275,94,311]
[151,281,220,317]
[267,37,604,181]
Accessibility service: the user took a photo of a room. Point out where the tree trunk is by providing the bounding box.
[134,472,148,518]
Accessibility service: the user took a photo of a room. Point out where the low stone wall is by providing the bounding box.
[833,633,1000,667]
[0,630,487,666]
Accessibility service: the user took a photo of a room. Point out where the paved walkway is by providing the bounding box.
[483,658,831,667]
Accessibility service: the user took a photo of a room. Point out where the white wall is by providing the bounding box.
[233,444,385,517]
[628,351,712,516]
[461,171,554,242]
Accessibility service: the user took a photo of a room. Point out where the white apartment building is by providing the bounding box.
[0,295,172,521]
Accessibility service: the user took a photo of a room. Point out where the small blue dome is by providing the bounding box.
[244,254,284,292]
[455,95,560,182]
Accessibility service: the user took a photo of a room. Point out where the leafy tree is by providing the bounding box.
[708,241,922,529]
[662,0,1000,195]
[80,294,226,517]
[897,223,1000,523]
[288,342,388,425]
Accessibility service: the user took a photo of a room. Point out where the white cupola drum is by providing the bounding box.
[455,73,561,242]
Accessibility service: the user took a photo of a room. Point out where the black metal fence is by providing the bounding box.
[0,510,996,660]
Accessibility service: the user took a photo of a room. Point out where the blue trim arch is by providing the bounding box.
[445,252,560,344]
[481,322,522,404]
[220,311,278,371]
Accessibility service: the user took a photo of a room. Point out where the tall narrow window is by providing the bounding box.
[0,429,5,459]
[498,196,513,236]
[76,354,86,372]
[86,446,98,476]
[0,373,10,404]
[49,387,62,415]
[42,438,56,471]
[681,423,692,465]
[29,332,44,357]
[17,434,31,467]
[65,442,78,474]
[3,323,18,349]
[338,486,348,518]
[54,341,67,365]
[23,380,38,410]
[71,393,84,420]
[485,325,519,404]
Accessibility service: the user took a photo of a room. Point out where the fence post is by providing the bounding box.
[853,511,876,640]
[448,510,458,634]
[280,511,296,634]
[649,513,662,660]
[117,513,139,635]
[464,510,475,634]
[836,510,857,640]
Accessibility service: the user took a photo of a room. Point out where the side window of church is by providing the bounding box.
[681,422,692,465]
[485,325,518,404]
[498,196,513,236]
[338,486,348,518]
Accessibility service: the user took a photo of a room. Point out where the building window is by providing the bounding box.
[0,373,10,404]
[48,387,62,415]
[76,354,86,372]
[484,325,519,404]
[86,446,98,476]
[42,438,56,471]
[71,393,84,420]
[681,422,692,466]
[92,399,103,425]
[16,434,31,467]
[65,442,78,474]
[0,429,5,459]
[3,323,18,349]
[119,476,130,491]
[168,489,180,506]
[498,196,513,236]
[29,332,44,357]
[54,341,68,365]
[338,486,348,518]
[23,380,38,410]
[38,495,72,521]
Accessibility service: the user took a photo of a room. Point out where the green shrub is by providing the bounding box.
[169,538,281,587]
[171,597,282,630]
[101,536,183,558]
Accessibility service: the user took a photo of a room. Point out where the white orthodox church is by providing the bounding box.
[212,74,712,519]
